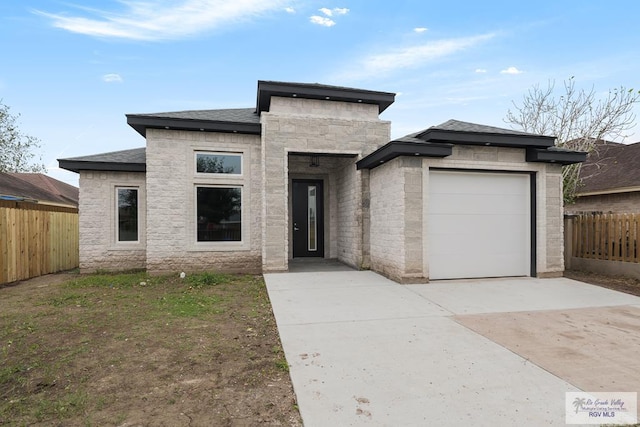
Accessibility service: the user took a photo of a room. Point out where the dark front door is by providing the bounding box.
[292,180,324,257]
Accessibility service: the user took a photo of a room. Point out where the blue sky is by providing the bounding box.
[2,0,639,185]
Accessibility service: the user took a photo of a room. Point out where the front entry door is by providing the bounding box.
[292,180,324,257]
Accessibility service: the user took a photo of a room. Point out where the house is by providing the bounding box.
[0,172,78,207]
[566,140,640,213]
[58,80,586,283]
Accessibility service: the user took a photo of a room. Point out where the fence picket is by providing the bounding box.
[0,201,78,285]
[572,212,640,264]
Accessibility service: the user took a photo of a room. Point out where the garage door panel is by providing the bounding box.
[429,172,528,195]
[429,194,529,215]
[428,170,531,280]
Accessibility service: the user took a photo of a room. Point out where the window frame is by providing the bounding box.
[194,151,243,176]
[194,184,244,245]
[115,186,140,244]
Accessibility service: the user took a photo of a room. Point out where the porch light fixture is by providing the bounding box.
[310,155,320,167]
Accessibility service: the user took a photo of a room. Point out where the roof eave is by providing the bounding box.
[526,148,588,165]
[126,115,261,137]
[257,81,395,114]
[356,141,453,170]
[58,159,146,174]
[418,129,555,148]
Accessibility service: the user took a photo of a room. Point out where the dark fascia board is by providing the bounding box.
[526,148,587,165]
[257,81,395,114]
[58,159,146,173]
[418,129,555,148]
[126,115,262,137]
[356,141,453,170]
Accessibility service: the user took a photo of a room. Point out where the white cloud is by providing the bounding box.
[312,7,348,26]
[34,0,289,41]
[102,73,123,83]
[318,7,349,17]
[340,33,495,80]
[500,66,523,75]
[475,68,487,73]
[310,15,336,27]
[285,7,295,13]
[414,27,428,33]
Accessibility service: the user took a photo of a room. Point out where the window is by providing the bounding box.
[196,187,241,242]
[196,152,242,175]
[116,187,138,242]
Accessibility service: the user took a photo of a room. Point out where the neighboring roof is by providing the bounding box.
[127,108,260,137]
[357,119,587,170]
[58,148,146,173]
[256,80,396,114]
[0,173,78,207]
[7,173,78,206]
[577,141,640,195]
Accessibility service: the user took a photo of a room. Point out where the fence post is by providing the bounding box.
[564,214,576,270]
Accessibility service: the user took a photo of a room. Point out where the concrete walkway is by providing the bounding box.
[264,270,640,426]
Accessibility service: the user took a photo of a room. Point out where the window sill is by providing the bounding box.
[188,242,250,252]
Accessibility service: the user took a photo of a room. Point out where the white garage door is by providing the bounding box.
[428,170,531,280]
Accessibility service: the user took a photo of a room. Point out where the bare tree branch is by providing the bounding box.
[505,77,640,203]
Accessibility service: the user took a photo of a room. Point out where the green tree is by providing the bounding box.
[0,100,46,173]
[505,77,640,203]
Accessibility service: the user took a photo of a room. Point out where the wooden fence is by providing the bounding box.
[571,213,640,263]
[0,200,79,285]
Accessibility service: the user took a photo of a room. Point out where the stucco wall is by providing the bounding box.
[261,96,391,271]
[567,192,640,214]
[145,129,262,274]
[368,145,564,281]
[78,171,146,273]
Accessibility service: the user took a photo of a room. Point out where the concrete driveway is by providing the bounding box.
[264,270,640,426]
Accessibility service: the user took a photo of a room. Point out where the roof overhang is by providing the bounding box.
[526,148,588,165]
[257,81,395,114]
[576,185,640,197]
[58,159,146,173]
[126,115,261,138]
[417,128,556,148]
[356,140,453,170]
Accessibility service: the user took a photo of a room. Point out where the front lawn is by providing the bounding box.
[0,271,301,426]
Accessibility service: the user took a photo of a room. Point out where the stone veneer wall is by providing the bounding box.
[261,97,390,272]
[78,171,146,273]
[566,192,640,214]
[369,158,408,281]
[145,129,262,274]
[335,158,362,268]
[369,145,565,281]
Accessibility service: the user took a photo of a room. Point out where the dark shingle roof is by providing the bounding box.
[58,148,146,173]
[137,108,259,123]
[126,108,261,137]
[0,173,78,206]
[357,118,586,170]
[428,119,548,137]
[256,80,395,114]
[578,141,640,194]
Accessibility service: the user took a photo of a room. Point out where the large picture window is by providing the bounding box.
[196,152,242,175]
[196,187,241,242]
[117,187,138,242]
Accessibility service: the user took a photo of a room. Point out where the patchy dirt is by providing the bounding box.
[564,269,640,297]
[0,271,302,426]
